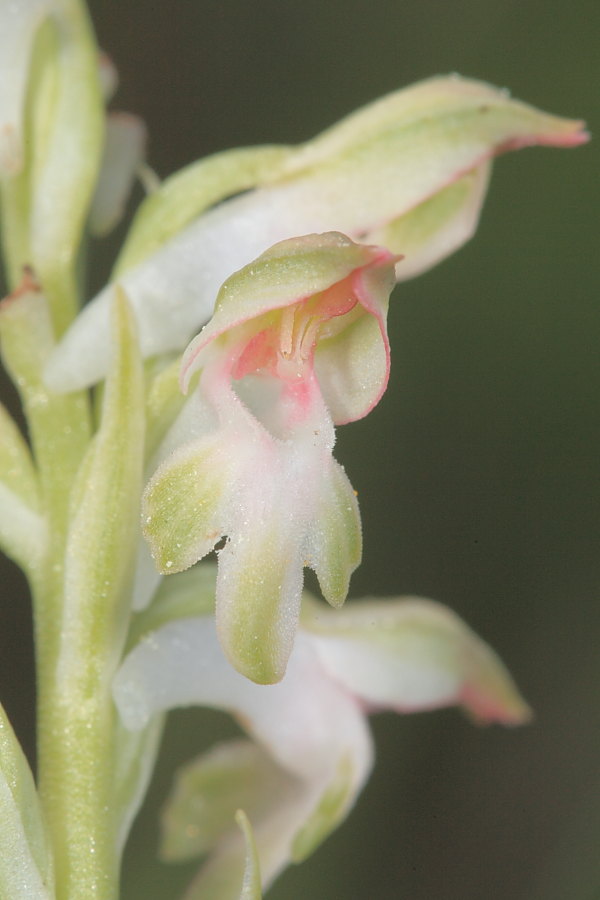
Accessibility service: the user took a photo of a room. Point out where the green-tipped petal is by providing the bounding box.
[303,596,531,725]
[216,520,304,684]
[0,702,55,900]
[143,434,230,573]
[307,460,361,607]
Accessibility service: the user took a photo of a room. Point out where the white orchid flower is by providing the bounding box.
[113,566,530,900]
[44,75,587,391]
[142,232,397,682]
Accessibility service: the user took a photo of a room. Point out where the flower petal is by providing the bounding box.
[89,112,146,237]
[305,459,361,607]
[367,163,491,281]
[160,739,296,863]
[180,233,392,393]
[215,514,305,685]
[142,433,232,573]
[302,596,531,724]
[313,256,393,423]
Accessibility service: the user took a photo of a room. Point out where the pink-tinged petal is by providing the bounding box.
[314,258,393,423]
[180,233,396,396]
[303,596,531,725]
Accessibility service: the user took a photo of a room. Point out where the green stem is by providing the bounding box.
[36,293,144,900]
[1,289,132,899]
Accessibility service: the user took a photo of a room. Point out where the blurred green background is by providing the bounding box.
[1,0,599,898]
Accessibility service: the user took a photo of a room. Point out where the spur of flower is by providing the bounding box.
[142,232,397,683]
[113,564,530,899]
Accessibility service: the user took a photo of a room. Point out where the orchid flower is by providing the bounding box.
[142,232,397,682]
[44,75,587,391]
[113,564,530,900]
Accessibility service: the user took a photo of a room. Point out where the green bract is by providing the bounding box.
[0,702,54,900]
